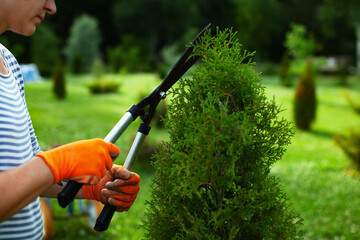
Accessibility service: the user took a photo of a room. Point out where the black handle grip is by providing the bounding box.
[57,181,83,208]
[93,203,116,231]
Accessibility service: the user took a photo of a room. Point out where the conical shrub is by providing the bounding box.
[294,59,317,131]
[144,28,302,240]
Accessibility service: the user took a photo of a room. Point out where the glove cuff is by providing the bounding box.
[83,184,102,203]
[36,153,60,184]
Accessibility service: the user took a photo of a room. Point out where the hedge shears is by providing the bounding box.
[57,23,211,232]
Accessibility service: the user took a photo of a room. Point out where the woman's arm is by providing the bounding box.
[0,139,118,222]
[0,157,54,222]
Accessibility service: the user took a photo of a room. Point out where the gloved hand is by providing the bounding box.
[82,165,140,212]
[36,138,118,184]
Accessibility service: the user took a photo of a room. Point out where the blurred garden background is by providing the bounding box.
[2,0,360,239]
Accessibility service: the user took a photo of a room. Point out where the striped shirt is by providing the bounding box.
[0,43,43,239]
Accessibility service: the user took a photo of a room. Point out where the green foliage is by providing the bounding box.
[285,23,316,60]
[144,28,301,239]
[334,129,360,171]
[294,60,317,131]
[87,77,120,94]
[52,59,66,100]
[64,14,102,73]
[31,25,60,76]
[107,36,151,73]
[284,24,317,76]
[335,90,360,170]
[4,0,358,66]
[87,59,120,94]
[343,90,360,115]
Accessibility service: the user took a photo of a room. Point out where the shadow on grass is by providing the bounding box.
[311,129,335,139]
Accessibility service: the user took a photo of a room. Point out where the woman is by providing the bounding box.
[0,0,140,239]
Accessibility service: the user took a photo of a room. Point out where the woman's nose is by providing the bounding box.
[44,0,57,15]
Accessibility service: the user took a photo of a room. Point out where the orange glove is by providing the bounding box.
[36,138,118,184]
[82,165,140,212]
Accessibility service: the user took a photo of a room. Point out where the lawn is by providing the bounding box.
[25,73,360,239]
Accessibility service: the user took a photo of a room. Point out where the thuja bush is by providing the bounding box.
[144,28,302,239]
[334,129,360,170]
[52,59,66,100]
[294,59,317,131]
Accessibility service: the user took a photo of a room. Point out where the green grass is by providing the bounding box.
[26,73,360,239]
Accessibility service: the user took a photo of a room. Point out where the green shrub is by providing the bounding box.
[285,23,316,60]
[334,129,360,171]
[64,14,102,73]
[52,59,66,100]
[144,28,302,239]
[294,59,317,131]
[285,23,317,80]
[87,59,120,94]
[342,90,360,115]
[87,77,120,94]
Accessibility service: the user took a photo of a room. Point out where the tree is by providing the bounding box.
[285,24,317,131]
[64,14,102,72]
[285,23,316,60]
[284,23,317,79]
[144,28,302,239]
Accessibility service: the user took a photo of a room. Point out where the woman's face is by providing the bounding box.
[0,0,56,35]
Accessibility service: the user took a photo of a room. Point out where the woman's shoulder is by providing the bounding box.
[0,43,10,56]
[0,43,18,65]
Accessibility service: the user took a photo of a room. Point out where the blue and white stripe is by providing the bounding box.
[0,43,43,240]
